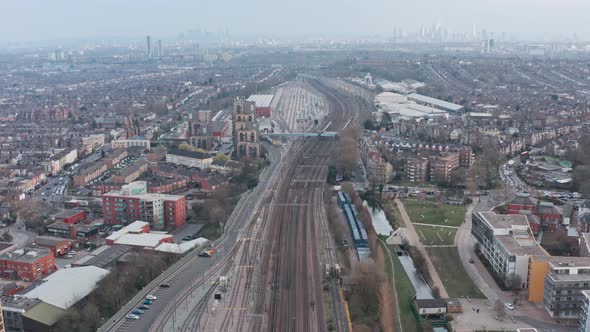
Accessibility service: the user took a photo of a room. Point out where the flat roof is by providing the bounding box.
[114,233,172,248]
[34,236,72,247]
[21,301,65,327]
[23,266,110,309]
[247,95,274,108]
[475,212,530,230]
[495,235,548,256]
[0,247,52,263]
[407,93,464,111]
[155,237,209,254]
[53,209,85,219]
[106,221,149,241]
[167,149,212,160]
[76,245,132,268]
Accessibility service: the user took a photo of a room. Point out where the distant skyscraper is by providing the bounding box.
[472,24,477,39]
[157,40,163,57]
[145,35,152,58]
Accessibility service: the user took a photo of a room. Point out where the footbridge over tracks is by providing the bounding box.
[260,131,337,138]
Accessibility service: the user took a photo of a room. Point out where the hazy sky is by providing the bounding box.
[1,0,589,42]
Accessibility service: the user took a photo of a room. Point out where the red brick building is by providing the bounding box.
[52,209,86,224]
[0,248,55,281]
[34,236,74,257]
[535,201,563,232]
[102,182,186,230]
[507,193,537,215]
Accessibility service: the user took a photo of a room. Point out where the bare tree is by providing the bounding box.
[494,299,506,320]
[510,275,523,304]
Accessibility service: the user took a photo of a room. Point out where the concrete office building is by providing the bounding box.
[471,212,547,288]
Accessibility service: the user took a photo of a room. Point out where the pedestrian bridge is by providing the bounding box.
[260,131,337,137]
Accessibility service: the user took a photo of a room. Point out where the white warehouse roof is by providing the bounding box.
[23,266,110,309]
[407,93,464,112]
[247,95,274,108]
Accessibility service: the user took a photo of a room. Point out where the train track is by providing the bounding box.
[154,76,367,332]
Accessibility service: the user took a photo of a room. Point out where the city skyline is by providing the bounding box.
[1,0,590,43]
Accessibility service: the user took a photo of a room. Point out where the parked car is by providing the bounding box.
[146,295,157,301]
[139,305,151,310]
[160,283,171,288]
[132,309,144,315]
[505,303,514,310]
[143,300,153,305]
[126,314,140,320]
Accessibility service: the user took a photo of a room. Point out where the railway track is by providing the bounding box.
[154,76,367,332]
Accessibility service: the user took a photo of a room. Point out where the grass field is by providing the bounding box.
[429,247,485,299]
[385,244,419,332]
[403,199,466,227]
[414,224,457,246]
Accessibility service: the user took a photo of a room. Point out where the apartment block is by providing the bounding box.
[111,138,151,151]
[189,110,215,151]
[166,149,213,170]
[429,152,460,184]
[232,100,260,159]
[543,258,590,318]
[471,212,547,288]
[580,290,590,332]
[405,157,429,183]
[102,181,186,230]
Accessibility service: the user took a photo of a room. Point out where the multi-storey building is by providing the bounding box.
[73,161,108,186]
[471,212,547,288]
[580,290,590,332]
[232,100,260,159]
[41,149,78,176]
[429,152,460,184]
[0,248,55,282]
[103,149,128,169]
[110,158,148,184]
[111,138,151,151]
[166,149,213,170]
[405,157,429,183]
[82,134,105,150]
[189,110,215,151]
[542,258,590,318]
[507,193,538,214]
[102,181,186,230]
[458,146,475,168]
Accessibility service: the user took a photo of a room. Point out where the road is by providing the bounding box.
[100,142,285,332]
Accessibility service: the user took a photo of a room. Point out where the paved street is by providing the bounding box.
[100,142,286,332]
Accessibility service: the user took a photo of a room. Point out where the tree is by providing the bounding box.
[213,153,230,162]
[335,127,360,178]
[510,275,523,304]
[450,167,467,187]
[494,299,506,320]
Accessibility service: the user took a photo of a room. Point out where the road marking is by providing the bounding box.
[225,307,248,310]
[239,265,256,268]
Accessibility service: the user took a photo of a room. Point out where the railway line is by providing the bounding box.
[115,76,368,332]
